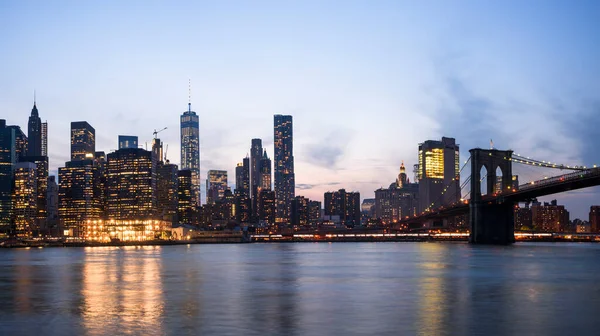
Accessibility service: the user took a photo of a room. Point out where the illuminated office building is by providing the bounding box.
[118,135,138,149]
[274,114,295,224]
[178,169,194,225]
[8,125,27,161]
[157,161,178,225]
[206,170,229,204]
[417,137,460,213]
[324,189,361,226]
[308,200,321,224]
[58,159,101,237]
[71,121,95,161]
[0,120,16,232]
[21,155,48,228]
[260,151,271,191]
[106,148,156,220]
[257,189,276,224]
[13,162,37,236]
[180,102,200,205]
[27,100,42,157]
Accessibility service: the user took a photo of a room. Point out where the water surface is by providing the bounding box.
[1,242,599,335]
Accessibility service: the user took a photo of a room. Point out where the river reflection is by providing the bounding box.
[1,243,600,335]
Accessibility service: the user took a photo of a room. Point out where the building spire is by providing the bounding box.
[34,89,36,106]
[188,79,191,112]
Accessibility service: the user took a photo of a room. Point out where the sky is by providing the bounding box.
[1,1,599,218]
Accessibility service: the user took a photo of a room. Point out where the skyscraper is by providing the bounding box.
[178,169,194,225]
[324,189,361,227]
[417,137,460,213]
[41,122,47,157]
[106,148,156,220]
[13,162,37,236]
[180,102,200,206]
[0,120,16,232]
[119,135,138,149]
[58,159,102,237]
[260,150,271,191]
[8,125,28,161]
[21,155,48,229]
[274,114,295,224]
[27,100,42,157]
[157,161,179,225]
[71,121,96,161]
[206,170,229,204]
[235,156,250,197]
[250,138,263,199]
[290,196,309,227]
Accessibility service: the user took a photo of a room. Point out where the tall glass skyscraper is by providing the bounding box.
[274,115,295,224]
[0,120,16,232]
[180,102,200,205]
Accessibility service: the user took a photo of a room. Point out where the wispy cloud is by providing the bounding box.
[304,130,352,169]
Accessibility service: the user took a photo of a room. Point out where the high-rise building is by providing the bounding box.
[257,190,276,225]
[514,203,533,231]
[13,162,37,236]
[290,196,309,227]
[308,200,321,224]
[27,101,42,157]
[152,138,163,163]
[324,189,361,226]
[106,148,156,220]
[250,138,263,199]
[41,122,47,157]
[0,120,16,233]
[180,102,200,206]
[71,121,95,161]
[21,156,48,229]
[46,175,59,233]
[118,135,138,149]
[589,206,600,233]
[58,159,102,237]
[417,137,460,213]
[206,170,229,205]
[178,169,194,225]
[156,161,179,225]
[260,150,271,190]
[531,200,569,232]
[274,115,295,224]
[94,151,107,218]
[8,125,28,161]
[234,157,251,223]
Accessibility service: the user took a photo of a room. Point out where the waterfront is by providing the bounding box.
[1,242,599,335]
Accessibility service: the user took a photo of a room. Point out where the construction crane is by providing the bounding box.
[153,127,167,139]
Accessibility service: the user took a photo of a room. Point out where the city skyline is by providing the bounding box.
[1,1,599,218]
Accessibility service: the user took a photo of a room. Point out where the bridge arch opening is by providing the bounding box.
[480,165,488,196]
[495,166,503,194]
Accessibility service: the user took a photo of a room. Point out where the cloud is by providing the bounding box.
[304,130,352,169]
[296,182,340,190]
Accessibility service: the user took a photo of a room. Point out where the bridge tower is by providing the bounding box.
[469,148,515,244]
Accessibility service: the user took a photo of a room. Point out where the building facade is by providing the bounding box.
[118,135,138,149]
[308,200,322,225]
[106,148,156,220]
[290,196,309,227]
[206,170,229,205]
[274,115,295,224]
[8,125,28,161]
[417,137,460,213]
[178,169,195,225]
[258,190,276,225]
[531,200,570,232]
[27,102,42,157]
[590,206,600,233]
[13,162,37,236]
[21,156,48,230]
[71,121,96,161]
[375,162,419,225]
[157,161,179,225]
[324,189,361,227]
[180,103,200,206]
[0,120,16,233]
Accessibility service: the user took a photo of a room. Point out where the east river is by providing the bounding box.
[1,242,599,335]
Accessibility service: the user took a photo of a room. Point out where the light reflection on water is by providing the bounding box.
[1,242,600,335]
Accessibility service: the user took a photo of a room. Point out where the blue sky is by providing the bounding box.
[1,1,599,217]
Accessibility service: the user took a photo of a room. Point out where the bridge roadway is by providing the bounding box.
[399,166,600,226]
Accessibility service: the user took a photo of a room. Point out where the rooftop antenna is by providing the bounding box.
[188,78,191,112]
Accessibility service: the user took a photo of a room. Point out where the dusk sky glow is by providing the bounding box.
[1,1,599,217]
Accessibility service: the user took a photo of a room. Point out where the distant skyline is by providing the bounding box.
[1,1,599,217]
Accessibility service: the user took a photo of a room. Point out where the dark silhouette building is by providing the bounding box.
[235,157,251,223]
[375,162,419,225]
[8,125,27,161]
[71,121,96,161]
[258,189,276,225]
[250,138,263,200]
[118,135,138,149]
[290,196,309,227]
[157,161,179,225]
[178,169,195,225]
[27,101,42,157]
[590,206,600,233]
[274,114,295,224]
[308,200,322,225]
[531,200,569,232]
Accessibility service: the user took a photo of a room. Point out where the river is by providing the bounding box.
[1,242,599,335]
